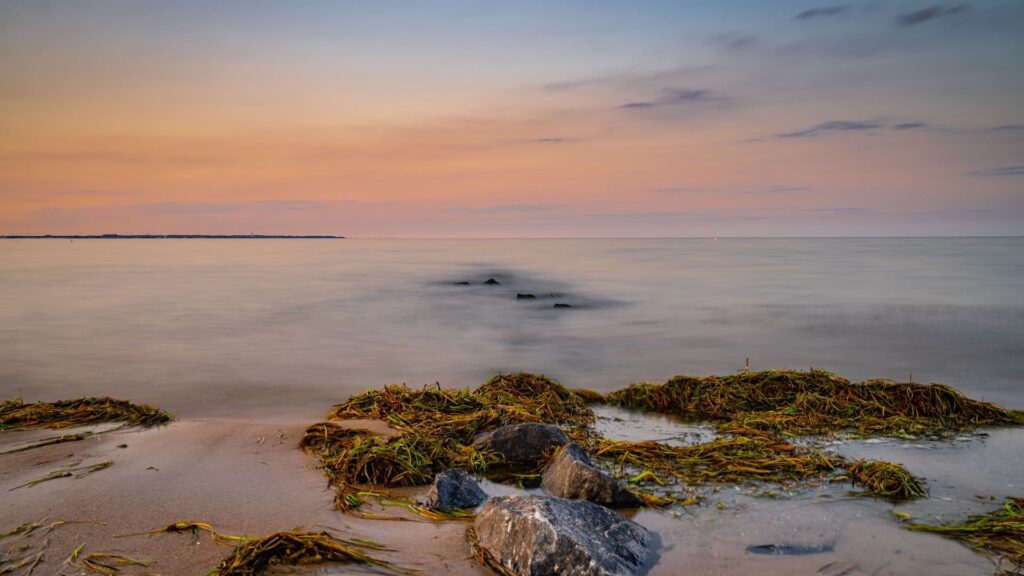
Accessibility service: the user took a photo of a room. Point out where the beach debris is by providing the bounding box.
[746,543,834,555]
[118,521,257,545]
[72,552,154,575]
[10,461,113,490]
[605,369,1023,438]
[0,396,171,431]
[0,432,100,456]
[212,529,411,576]
[841,459,927,501]
[541,443,642,508]
[472,422,568,466]
[424,469,488,512]
[907,498,1024,571]
[469,495,657,576]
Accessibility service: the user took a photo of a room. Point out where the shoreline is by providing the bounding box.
[3,412,1015,575]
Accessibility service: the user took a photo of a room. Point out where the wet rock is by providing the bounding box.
[483,278,500,285]
[746,543,834,555]
[424,469,487,512]
[553,303,572,308]
[472,495,657,576]
[517,293,537,299]
[541,443,642,508]
[472,423,568,465]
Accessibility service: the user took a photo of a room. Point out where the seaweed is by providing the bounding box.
[606,369,1022,437]
[908,498,1024,571]
[212,530,411,576]
[0,397,171,431]
[10,461,112,490]
[840,459,927,501]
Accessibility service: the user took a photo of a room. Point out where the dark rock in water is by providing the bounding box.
[472,495,657,576]
[517,293,537,300]
[472,423,568,465]
[483,278,500,285]
[553,303,572,308]
[746,544,834,555]
[424,469,487,512]
[541,443,642,508]
[453,281,471,285]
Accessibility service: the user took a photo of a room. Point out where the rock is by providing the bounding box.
[453,281,471,285]
[553,303,572,308]
[517,293,537,299]
[483,278,500,285]
[541,443,643,508]
[472,495,657,576]
[472,423,568,466]
[424,469,487,512]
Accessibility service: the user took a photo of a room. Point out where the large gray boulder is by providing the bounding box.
[541,443,643,508]
[472,495,657,576]
[424,469,487,512]
[472,423,568,466]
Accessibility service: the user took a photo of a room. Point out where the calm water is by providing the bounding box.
[1,238,1022,419]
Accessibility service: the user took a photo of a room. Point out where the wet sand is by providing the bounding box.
[2,413,1017,576]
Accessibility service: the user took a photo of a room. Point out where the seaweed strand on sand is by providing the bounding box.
[907,498,1024,572]
[212,530,411,576]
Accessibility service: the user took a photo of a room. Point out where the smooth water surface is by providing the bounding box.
[1,238,1022,418]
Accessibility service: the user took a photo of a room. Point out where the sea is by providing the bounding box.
[2,237,1022,419]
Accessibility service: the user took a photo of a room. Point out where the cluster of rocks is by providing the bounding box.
[451,279,574,309]
[422,422,658,576]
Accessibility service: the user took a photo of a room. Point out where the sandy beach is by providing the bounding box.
[4,408,1017,576]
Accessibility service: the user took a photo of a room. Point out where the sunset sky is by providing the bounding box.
[1,1,1022,237]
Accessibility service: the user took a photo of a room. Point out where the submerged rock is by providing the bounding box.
[483,278,501,285]
[541,443,642,508]
[472,495,657,576]
[424,469,487,512]
[472,423,568,466]
[746,544,834,555]
[516,293,537,299]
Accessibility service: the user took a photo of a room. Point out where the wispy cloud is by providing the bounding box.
[991,124,1024,132]
[531,137,566,144]
[776,120,883,138]
[891,122,930,130]
[895,4,968,27]
[967,165,1024,177]
[796,6,849,20]
[619,88,721,110]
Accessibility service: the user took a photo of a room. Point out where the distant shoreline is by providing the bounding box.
[1,234,344,239]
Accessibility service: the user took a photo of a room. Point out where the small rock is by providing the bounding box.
[517,293,537,299]
[542,443,642,508]
[117,444,128,449]
[483,278,500,285]
[472,495,657,576]
[424,469,488,512]
[453,281,471,285]
[472,423,568,466]
[747,544,834,555]
[553,303,572,308]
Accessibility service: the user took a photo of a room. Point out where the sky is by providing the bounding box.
[1,1,1022,237]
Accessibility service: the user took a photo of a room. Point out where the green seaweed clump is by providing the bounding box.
[908,498,1024,572]
[841,459,927,501]
[213,530,408,576]
[0,396,171,431]
[606,369,1022,437]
